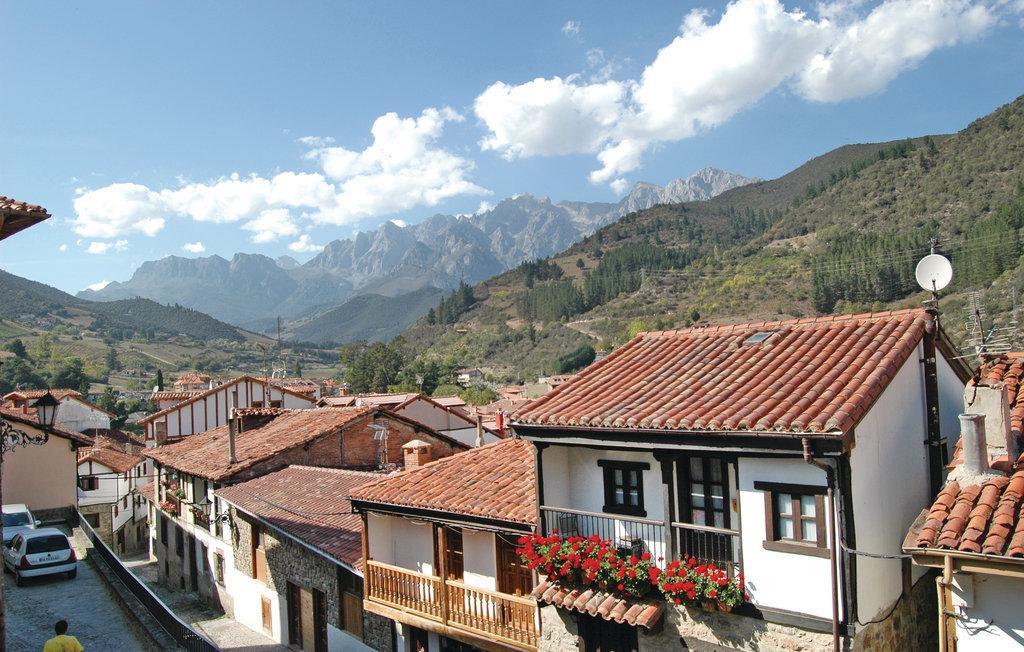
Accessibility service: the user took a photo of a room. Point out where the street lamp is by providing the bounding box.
[32,391,59,429]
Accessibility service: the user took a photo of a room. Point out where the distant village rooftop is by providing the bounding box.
[514,309,967,438]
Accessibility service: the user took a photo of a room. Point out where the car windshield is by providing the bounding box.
[26,535,69,554]
[2,513,30,527]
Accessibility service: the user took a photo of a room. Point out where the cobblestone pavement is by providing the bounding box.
[123,553,290,651]
[5,529,159,651]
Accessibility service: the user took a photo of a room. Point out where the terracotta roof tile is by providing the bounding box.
[350,438,537,526]
[78,436,144,473]
[143,407,374,481]
[532,578,664,629]
[5,389,82,402]
[514,310,932,435]
[151,390,202,402]
[975,353,1024,439]
[0,196,50,240]
[0,407,91,445]
[911,470,1024,558]
[80,428,145,449]
[140,375,316,424]
[174,372,211,386]
[216,465,382,568]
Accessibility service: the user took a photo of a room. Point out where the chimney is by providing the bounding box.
[960,414,990,476]
[966,383,1019,464]
[228,388,238,465]
[402,440,432,469]
[475,414,485,447]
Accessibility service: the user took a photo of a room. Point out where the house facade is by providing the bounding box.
[5,389,112,433]
[217,465,389,652]
[1,407,90,522]
[905,352,1024,651]
[143,406,468,613]
[512,310,969,651]
[139,375,316,444]
[77,433,149,554]
[350,438,540,652]
[321,393,499,447]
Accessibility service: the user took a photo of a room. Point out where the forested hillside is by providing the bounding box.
[395,96,1024,379]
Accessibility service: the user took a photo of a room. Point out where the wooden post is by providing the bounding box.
[437,525,450,626]
[360,513,370,596]
[655,452,676,562]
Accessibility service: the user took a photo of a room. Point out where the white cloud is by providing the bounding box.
[58,244,68,252]
[297,135,336,148]
[390,219,409,228]
[72,107,489,241]
[242,208,300,243]
[86,239,128,255]
[182,241,206,253]
[475,201,494,215]
[561,20,581,37]
[83,280,110,292]
[610,178,629,195]
[476,0,999,188]
[288,234,324,253]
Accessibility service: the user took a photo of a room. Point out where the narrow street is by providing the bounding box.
[4,531,159,651]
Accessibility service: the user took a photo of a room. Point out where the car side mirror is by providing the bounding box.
[34,520,41,527]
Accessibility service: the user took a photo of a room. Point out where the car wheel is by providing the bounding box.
[14,571,24,587]
[67,568,77,579]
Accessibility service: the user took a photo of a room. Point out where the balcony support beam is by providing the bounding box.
[654,452,677,561]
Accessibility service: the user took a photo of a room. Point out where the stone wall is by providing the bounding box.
[852,572,937,652]
[537,576,937,652]
[363,611,396,652]
[80,503,114,546]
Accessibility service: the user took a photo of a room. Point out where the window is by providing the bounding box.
[160,514,167,544]
[755,481,828,558]
[213,497,222,538]
[269,400,283,408]
[442,526,463,580]
[123,495,128,509]
[78,476,98,491]
[253,523,269,582]
[84,513,100,528]
[114,503,119,517]
[175,525,184,558]
[598,460,648,516]
[678,456,730,528]
[213,552,225,585]
[155,421,167,440]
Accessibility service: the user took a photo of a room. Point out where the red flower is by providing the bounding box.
[641,552,651,561]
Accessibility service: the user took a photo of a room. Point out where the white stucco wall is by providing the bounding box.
[952,572,1024,651]
[935,350,968,462]
[2,429,78,513]
[57,398,111,433]
[850,344,931,621]
[737,457,836,620]
[146,379,314,439]
[368,514,435,576]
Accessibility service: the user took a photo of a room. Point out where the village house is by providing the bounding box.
[142,406,469,612]
[1,403,90,523]
[269,376,323,401]
[139,375,316,445]
[904,352,1024,651]
[4,388,113,433]
[350,438,540,652]
[174,371,215,392]
[216,465,389,651]
[77,430,150,555]
[511,309,970,651]
[320,392,500,447]
[456,368,485,387]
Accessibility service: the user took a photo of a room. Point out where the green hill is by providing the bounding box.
[398,95,1024,379]
[287,286,448,345]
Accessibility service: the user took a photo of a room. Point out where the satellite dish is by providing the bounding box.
[915,254,953,292]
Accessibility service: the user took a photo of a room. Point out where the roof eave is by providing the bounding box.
[350,499,537,534]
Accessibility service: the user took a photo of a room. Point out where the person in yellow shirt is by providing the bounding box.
[42,620,84,652]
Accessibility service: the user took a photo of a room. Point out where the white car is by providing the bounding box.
[2,528,77,586]
[2,504,40,545]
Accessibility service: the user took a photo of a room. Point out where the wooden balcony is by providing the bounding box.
[365,560,538,651]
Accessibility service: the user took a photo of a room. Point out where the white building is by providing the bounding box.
[5,388,112,433]
[77,432,150,554]
[350,438,540,652]
[139,375,315,445]
[512,310,969,650]
[906,352,1024,651]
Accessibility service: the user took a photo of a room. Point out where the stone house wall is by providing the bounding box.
[79,503,114,545]
[537,573,937,652]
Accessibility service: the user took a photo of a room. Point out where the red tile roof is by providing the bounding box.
[143,407,374,481]
[532,578,664,630]
[78,438,144,473]
[80,428,145,449]
[0,196,50,240]
[174,372,211,386]
[350,438,537,527]
[216,465,381,569]
[908,470,1024,558]
[151,390,202,402]
[5,389,82,402]
[514,310,935,436]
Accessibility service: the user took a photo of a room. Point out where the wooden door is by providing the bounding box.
[261,596,273,634]
[300,588,315,651]
[313,588,328,652]
[187,534,198,591]
[443,526,464,580]
[287,582,301,646]
[342,591,363,640]
[496,535,533,596]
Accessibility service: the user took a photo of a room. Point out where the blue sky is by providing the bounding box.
[2,0,1022,294]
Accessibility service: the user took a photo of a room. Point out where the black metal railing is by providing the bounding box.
[672,522,740,576]
[540,506,668,566]
[77,510,220,652]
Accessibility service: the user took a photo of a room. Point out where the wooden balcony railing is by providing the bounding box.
[365,560,537,650]
[446,579,538,649]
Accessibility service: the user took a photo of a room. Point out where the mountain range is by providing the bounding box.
[78,168,759,333]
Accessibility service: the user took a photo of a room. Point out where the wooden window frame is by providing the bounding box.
[754,481,828,559]
[213,552,225,585]
[78,476,99,492]
[677,454,732,529]
[443,526,464,580]
[598,460,649,517]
